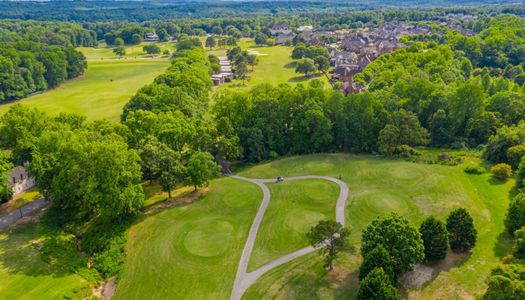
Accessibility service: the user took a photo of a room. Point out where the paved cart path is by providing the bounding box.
[230,175,349,300]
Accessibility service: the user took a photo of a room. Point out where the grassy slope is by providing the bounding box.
[0,44,170,121]
[0,223,89,300]
[113,178,262,300]
[238,154,512,299]
[248,179,339,271]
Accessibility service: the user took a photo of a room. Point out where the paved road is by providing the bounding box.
[230,175,349,300]
[0,198,49,229]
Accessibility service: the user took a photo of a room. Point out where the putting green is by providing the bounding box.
[184,220,234,257]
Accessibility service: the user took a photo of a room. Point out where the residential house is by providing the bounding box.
[7,166,35,196]
[144,32,159,42]
[340,81,367,95]
[270,23,292,36]
[275,32,296,45]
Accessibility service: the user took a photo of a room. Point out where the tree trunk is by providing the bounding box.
[168,190,172,199]
[194,185,198,192]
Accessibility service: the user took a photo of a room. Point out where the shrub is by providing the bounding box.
[464,165,485,174]
[357,268,398,300]
[513,227,525,259]
[420,216,449,261]
[505,194,525,234]
[446,208,477,252]
[491,163,513,180]
[0,186,13,203]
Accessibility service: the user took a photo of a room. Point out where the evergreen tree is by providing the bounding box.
[357,268,398,300]
[419,216,449,261]
[446,208,477,252]
[359,244,395,283]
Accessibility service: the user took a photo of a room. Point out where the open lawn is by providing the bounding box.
[116,153,512,299]
[0,43,171,121]
[0,222,90,299]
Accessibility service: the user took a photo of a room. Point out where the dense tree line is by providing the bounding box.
[0,20,90,103]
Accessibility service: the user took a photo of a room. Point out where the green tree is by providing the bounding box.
[446,208,477,252]
[113,46,126,57]
[131,33,143,45]
[292,44,306,59]
[295,58,317,77]
[314,55,329,73]
[307,220,349,271]
[0,153,13,203]
[359,244,395,283]
[114,38,124,46]
[254,32,268,45]
[235,62,249,85]
[378,109,429,155]
[143,44,161,55]
[158,149,185,199]
[247,54,258,71]
[205,36,216,50]
[513,227,525,259]
[361,213,424,278]
[357,268,398,300]
[186,151,220,191]
[419,216,449,261]
[505,194,525,234]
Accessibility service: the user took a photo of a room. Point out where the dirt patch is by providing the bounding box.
[93,277,116,299]
[400,251,471,290]
[148,188,209,212]
[399,264,434,289]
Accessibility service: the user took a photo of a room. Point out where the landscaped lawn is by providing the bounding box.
[113,178,262,300]
[211,38,330,93]
[248,179,339,271]
[0,223,90,299]
[116,153,512,299]
[238,154,513,299]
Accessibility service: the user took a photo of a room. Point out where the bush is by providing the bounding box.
[93,237,126,278]
[0,186,13,203]
[505,194,525,234]
[464,165,485,174]
[491,163,513,180]
[446,208,477,252]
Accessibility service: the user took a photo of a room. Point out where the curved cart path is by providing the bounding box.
[230,175,349,300]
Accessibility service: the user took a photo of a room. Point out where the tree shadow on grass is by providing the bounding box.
[493,230,513,258]
[288,73,322,83]
[284,61,297,69]
[488,177,509,186]
[0,221,78,278]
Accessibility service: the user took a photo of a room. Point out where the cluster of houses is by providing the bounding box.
[280,22,436,94]
[211,56,234,86]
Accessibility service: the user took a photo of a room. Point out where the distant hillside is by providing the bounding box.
[0,0,522,21]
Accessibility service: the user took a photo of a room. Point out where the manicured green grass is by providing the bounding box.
[248,179,339,271]
[78,42,176,61]
[238,154,513,299]
[113,178,262,300]
[0,59,168,121]
[211,38,330,93]
[0,223,90,299]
